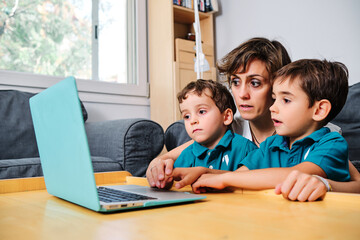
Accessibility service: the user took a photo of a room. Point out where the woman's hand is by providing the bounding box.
[275,170,327,202]
[146,140,194,188]
[146,158,175,189]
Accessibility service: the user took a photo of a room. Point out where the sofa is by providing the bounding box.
[331,82,360,172]
[0,90,164,179]
[164,83,360,173]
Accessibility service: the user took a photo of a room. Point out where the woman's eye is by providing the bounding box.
[250,79,261,87]
[231,78,240,86]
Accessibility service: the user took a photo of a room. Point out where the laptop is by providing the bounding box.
[29,77,205,212]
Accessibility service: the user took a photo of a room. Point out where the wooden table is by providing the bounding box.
[1,171,360,240]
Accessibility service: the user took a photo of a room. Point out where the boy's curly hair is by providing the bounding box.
[177,79,237,115]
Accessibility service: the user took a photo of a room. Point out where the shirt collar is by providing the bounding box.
[270,127,330,151]
[192,130,234,157]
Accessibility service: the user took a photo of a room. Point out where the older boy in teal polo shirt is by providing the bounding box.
[241,127,349,182]
[173,80,257,171]
[192,59,350,193]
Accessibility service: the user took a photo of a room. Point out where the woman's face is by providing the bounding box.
[230,59,273,122]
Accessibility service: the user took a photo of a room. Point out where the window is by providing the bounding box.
[0,0,148,97]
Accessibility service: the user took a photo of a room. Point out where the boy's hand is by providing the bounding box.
[191,173,228,193]
[146,158,175,188]
[275,170,327,202]
[171,167,208,189]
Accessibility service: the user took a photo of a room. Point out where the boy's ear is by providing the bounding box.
[223,108,234,126]
[312,99,331,122]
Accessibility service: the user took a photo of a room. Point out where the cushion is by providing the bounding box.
[0,156,121,179]
[331,83,360,172]
[86,119,165,177]
[164,120,191,151]
[0,90,88,160]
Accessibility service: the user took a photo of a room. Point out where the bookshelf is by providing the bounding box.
[148,1,216,130]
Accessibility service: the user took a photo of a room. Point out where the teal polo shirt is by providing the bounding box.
[241,127,350,182]
[174,130,257,171]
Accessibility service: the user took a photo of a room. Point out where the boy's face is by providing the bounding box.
[270,77,319,146]
[180,89,230,149]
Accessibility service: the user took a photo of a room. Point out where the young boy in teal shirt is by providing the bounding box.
[192,59,350,193]
[173,79,257,170]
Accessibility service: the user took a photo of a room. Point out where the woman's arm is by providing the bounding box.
[146,140,193,188]
[328,161,360,193]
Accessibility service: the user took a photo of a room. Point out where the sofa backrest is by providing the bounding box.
[164,120,191,152]
[0,90,39,159]
[0,90,88,160]
[331,82,360,171]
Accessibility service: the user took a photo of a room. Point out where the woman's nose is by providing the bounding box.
[237,85,250,99]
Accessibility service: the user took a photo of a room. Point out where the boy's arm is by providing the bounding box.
[192,162,325,193]
[146,140,193,188]
[275,170,328,201]
[275,161,360,202]
[172,167,231,189]
[170,140,256,189]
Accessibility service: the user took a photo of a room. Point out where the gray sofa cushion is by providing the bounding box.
[86,119,164,177]
[0,158,42,179]
[331,83,360,172]
[0,90,88,160]
[0,156,118,179]
[164,120,191,152]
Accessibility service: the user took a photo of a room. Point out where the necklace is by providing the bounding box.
[249,125,276,145]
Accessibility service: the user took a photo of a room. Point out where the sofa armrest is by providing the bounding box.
[85,118,164,177]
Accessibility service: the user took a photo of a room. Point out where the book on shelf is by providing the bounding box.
[173,0,218,13]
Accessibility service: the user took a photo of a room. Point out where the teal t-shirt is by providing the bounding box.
[241,127,350,182]
[174,130,257,171]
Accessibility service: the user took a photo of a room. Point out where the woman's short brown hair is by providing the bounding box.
[217,37,291,85]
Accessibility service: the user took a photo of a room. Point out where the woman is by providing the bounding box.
[146,37,360,200]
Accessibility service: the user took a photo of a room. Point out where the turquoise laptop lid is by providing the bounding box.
[30,77,100,211]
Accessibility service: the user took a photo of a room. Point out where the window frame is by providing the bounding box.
[0,0,149,99]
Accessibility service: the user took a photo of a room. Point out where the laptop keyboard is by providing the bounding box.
[97,187,157,203]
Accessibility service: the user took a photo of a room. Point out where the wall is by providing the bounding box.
[214,0,360,85]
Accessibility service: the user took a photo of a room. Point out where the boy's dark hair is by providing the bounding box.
[274,59,349,124]
[177,79,237,115]
[217,37,292,85]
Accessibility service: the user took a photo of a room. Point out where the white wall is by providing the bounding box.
[214,0,360,85]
